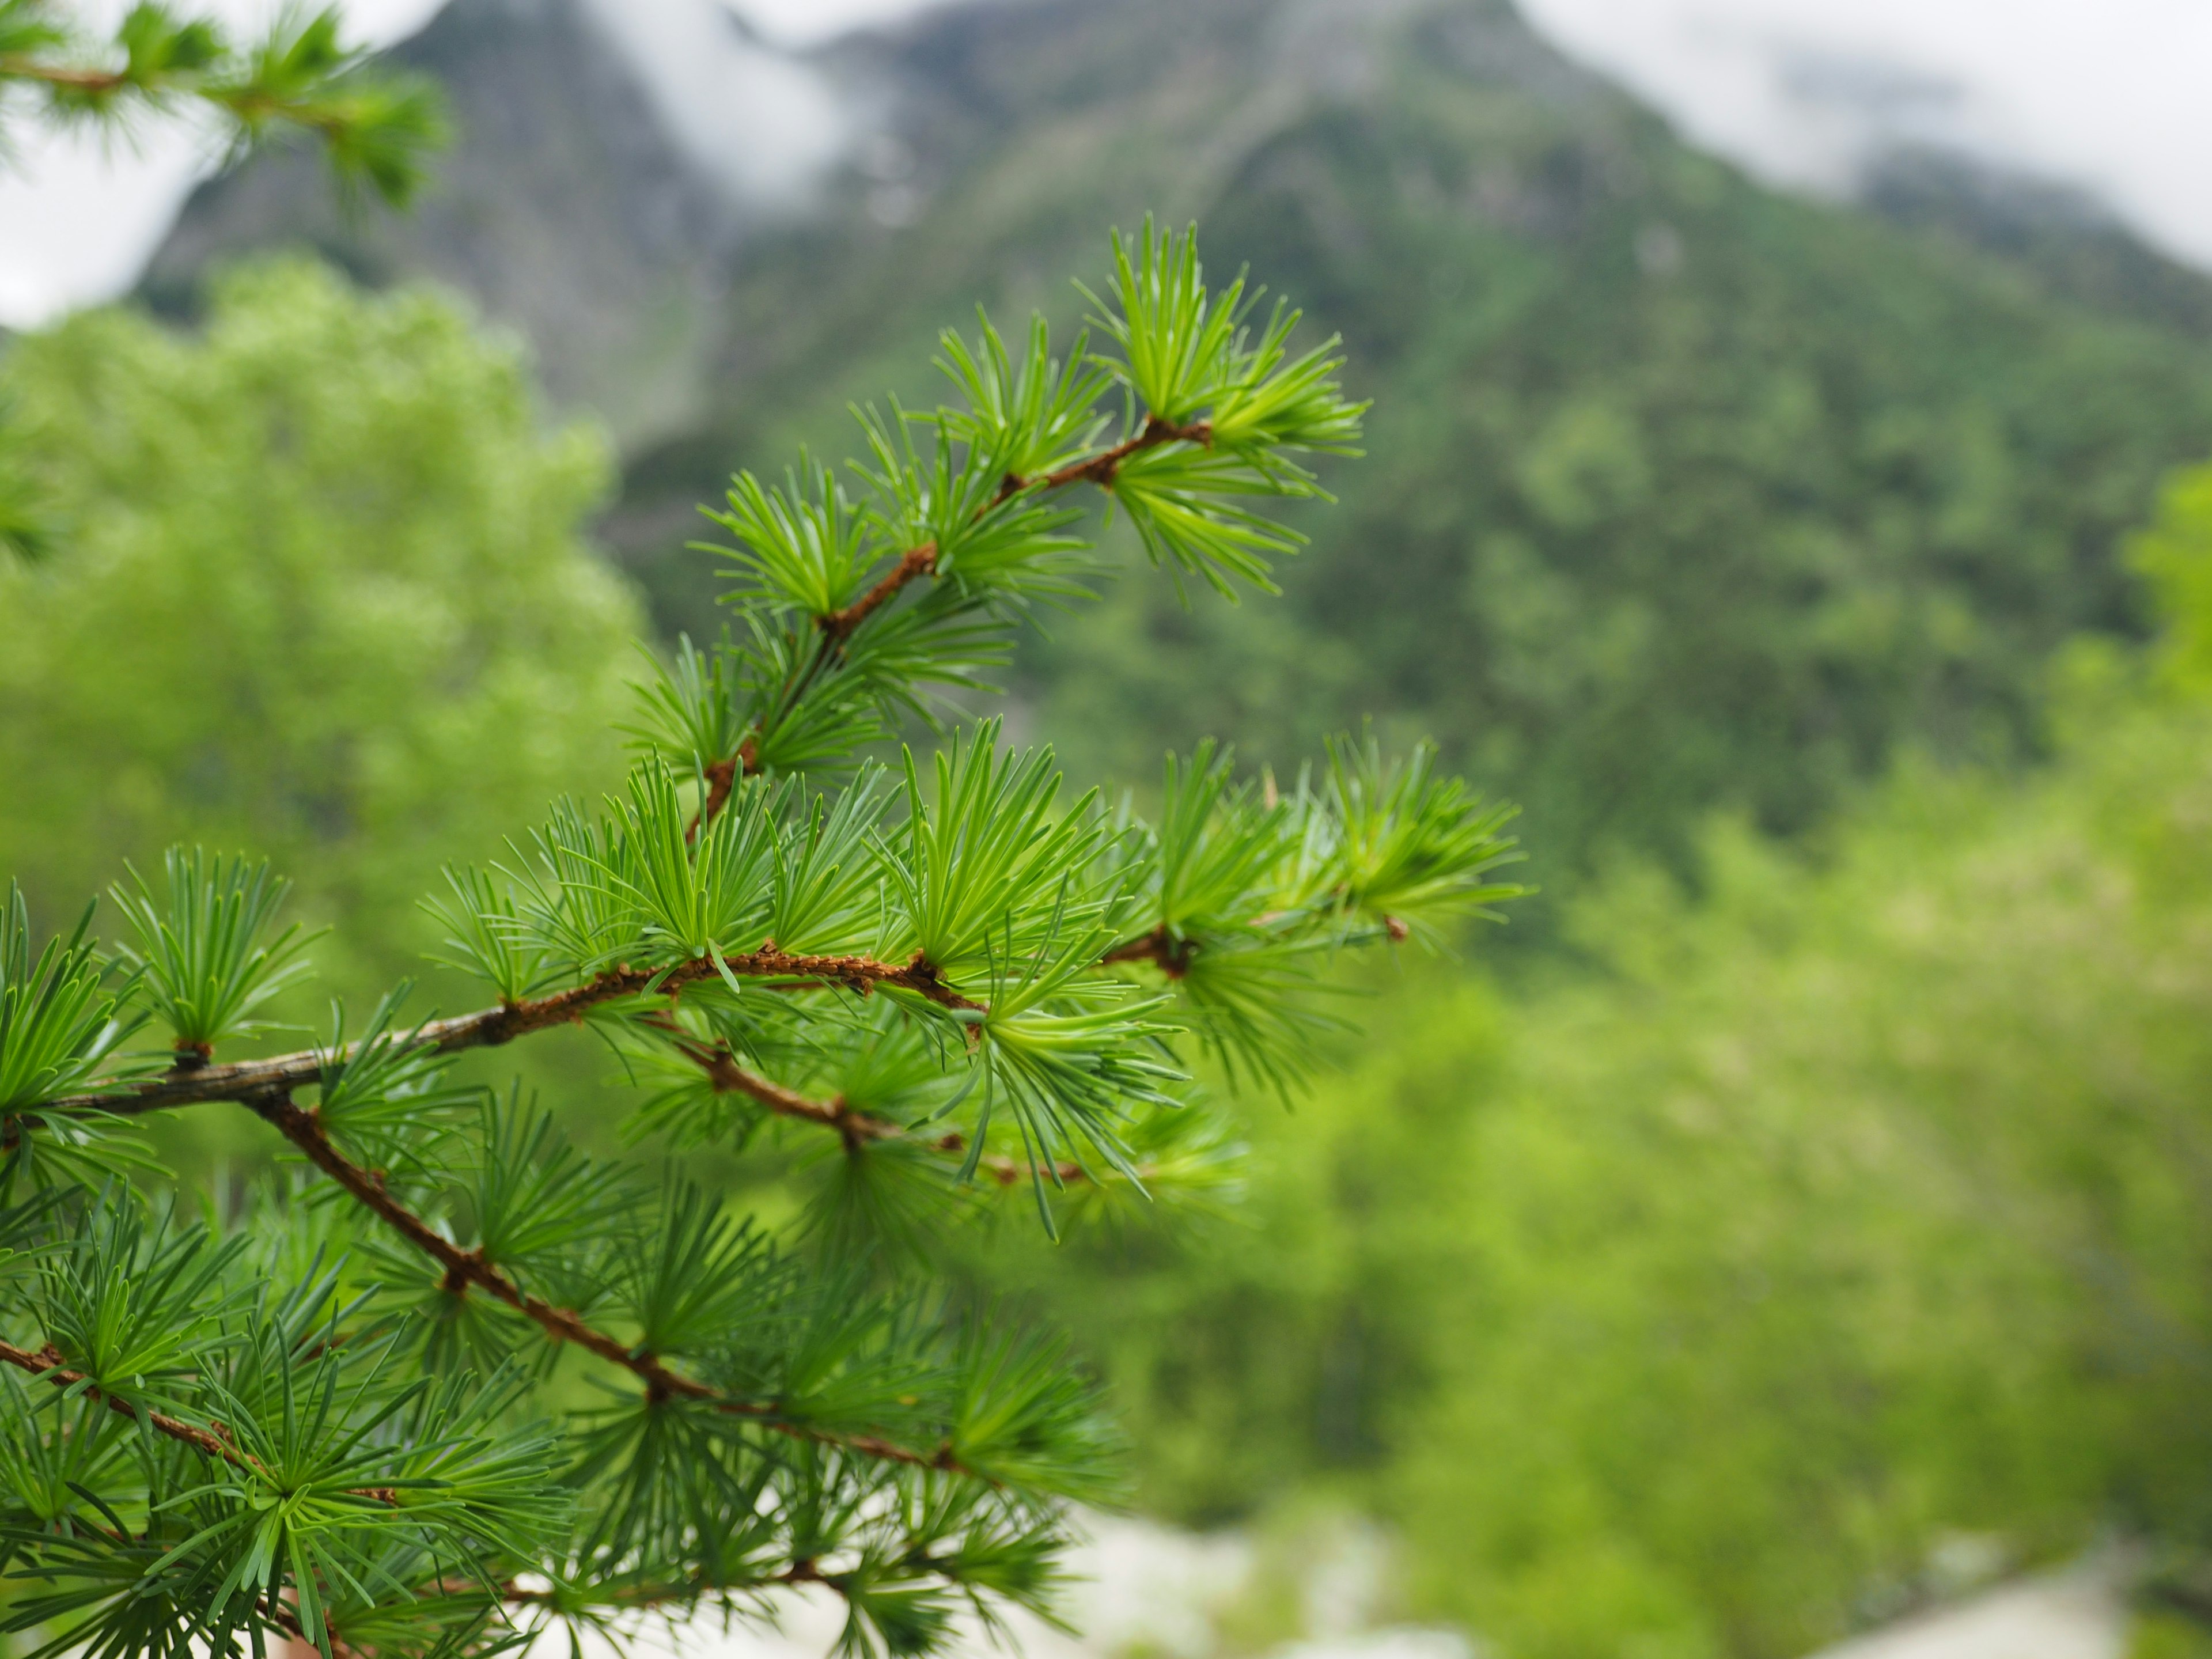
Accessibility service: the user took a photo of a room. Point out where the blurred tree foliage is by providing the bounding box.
[0,261,642,990]
[1024,135,2212,891]
[991,461,2212,1657]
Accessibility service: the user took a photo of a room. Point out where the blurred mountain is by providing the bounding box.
[1861,145,2212,338]
[146,0,2212,893]
[141,0,818,443]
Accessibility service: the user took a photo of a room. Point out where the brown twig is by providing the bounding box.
[0,62,370,139]
[652,1024,899,1152]
[497,1561,825,1610]
[685,734,756,844]
[1036,413,1212,492]
[823,541,938,642]
[0,58,130,93]
[929,1130,1088,1189]
[0,1338,243,1464]
[0,1333,408,1516]
[35,945,984,1121]
[660,1033,1105,1189]
[247,1090,972,1478]
[689,411,1214,836]
[821,415,1206,644]
[1100,925,1199,979]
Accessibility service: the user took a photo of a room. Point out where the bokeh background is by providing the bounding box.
[6,2,2212,1656]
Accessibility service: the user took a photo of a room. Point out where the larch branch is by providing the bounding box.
[33,944,983,1119]
[693,408,1215,830]
[247,1089,978,1479]
[0,58,130,93]
[1100,924,1198,978]
[1033,412,1211,491]
[661,1031,1103,1188]
[0,1338,244,1465]
[823,540,938,641]
[685,734,756,843]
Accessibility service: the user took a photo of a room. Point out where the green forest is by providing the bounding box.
[9,0,2212,1654]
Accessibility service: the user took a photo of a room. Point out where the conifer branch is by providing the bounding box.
[244,1088,978,1479]
[33,946,986,1119]
[0,55,127,92]
[691,408,1218,833]
[497,1566,821,1609]
[687,735,757,841]
[650,1020,898,1147]
[812,411,1207,642]
[0,221,1457,1647]
[823,541,940,642]
[1100,925,1198,978]
[839,410,1209,630]
[656,1024,1111,1188]
[0,1334,415,1516]
[1033,412,1213,493]
[0,1336,244,1464]
[495,1549,1025,1613]
[0,6,447,208]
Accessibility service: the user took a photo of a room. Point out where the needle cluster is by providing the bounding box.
[0,0,443,204]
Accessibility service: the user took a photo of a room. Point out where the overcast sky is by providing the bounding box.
[2,0,2208,328]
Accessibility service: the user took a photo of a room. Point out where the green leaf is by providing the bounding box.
[454,1090,637,1304]
[933,309,1113,482]
[31,1190,247,1414]
[622,631,750,777]
[1083,217,1251,425]
[1108,440,1311,599]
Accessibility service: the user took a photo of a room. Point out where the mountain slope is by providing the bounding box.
[618,0,2212,885]
[142,0,752,442]
[148,0,2212,900]
[1863,145,2212,338]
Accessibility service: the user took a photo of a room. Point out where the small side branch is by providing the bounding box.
[663,1036,1103,1188]
[1035,413,1212,493]
[824,541,938,642]
[652,1023,898,1152]
[823,412,1208,645]
[686,734,757,843]
[498,1561,823,1611]
[1100,925,1198,978]
[692,410,1215,833]
[37,945,984,1120]
[249,1091,975,1479]
[0,1338,243,1465]
[0,58,129,93]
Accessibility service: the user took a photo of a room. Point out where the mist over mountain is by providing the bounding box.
[145,0,850,441]
[146,0,2212,902]
[1860,146,2212,338]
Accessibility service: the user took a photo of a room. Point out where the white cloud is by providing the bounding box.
[1517,0,2212,263]
[579,0,850,204]
[0,0,449,326]
[728,0,955,47]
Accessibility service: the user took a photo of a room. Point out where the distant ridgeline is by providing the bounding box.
[147,0,2212,906]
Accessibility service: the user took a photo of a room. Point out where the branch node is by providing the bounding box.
[824,540,939,642]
